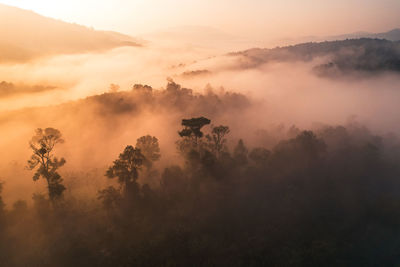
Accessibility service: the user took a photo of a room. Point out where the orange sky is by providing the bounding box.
[0,0,398,40]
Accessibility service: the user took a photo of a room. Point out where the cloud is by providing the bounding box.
[0,81,58,98]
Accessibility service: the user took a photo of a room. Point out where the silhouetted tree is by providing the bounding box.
[98,186,122,210]
[106,145,145,199]
[249,147,271,165]
[0,181,4,245]
[161,166,187,198]
[136,135,161,170]
[273,131,326,170]
[27,128,66,202]
[179,117,211,147]
[32,193,50,217]
[133,84,153,94]
[234,139,248,165]
[6,111,400,266]
[206,125,230,157]
[0,181,4,214]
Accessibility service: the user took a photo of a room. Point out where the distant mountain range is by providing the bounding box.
[228,38,400,76]
[279,29,400,46]
[144,26,237,42]
[328,29,400,42]
[1,2,399,79]
[0,4,141,63]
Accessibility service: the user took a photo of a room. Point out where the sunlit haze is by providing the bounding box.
[1,1,400,266]
[0,0,399,40]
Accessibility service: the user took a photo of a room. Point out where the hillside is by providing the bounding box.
[279,28,400,45]
[228,38,400,75]
[0,4,141,63]
[329,28,400,42]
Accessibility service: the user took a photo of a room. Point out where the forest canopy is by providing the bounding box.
[1,107,400,266]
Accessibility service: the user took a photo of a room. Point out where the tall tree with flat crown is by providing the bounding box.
[178,117,211,147]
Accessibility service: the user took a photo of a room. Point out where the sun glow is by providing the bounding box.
[0,0,398,38]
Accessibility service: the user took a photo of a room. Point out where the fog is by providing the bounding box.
[1,38,400,205]
[2,40,400,129]
[1,3,400,264]
[2,0,399,43]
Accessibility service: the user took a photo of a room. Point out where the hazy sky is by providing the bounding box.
[0,0,399,39]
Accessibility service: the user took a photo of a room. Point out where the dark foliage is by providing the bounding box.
[231,38,400,75]
[106,145,145,200]
[27,128,66,202]
[0,182,4,213]
[2,120,400,266]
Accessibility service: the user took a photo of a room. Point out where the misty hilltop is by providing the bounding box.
[329,28,400,42]
[0,81,57,99]
[0,4,142,63]
[280,28,400,45]
[1,1,400,266]
[227,38,400,76]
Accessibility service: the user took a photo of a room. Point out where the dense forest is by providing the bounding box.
[1,95,400,266]
[1,1,400,266]
[229,38,400,75]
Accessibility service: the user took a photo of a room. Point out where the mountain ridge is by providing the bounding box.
[227,38,400,75]
[0,3,142,63]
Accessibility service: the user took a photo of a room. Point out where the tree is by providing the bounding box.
[178,117,211,154]
[106,145,145,199]
[27,128,66,202]
[272,131,326,171]
[109,83,120,93]
[0,182,4,236]
[206,125,230,157]
[0,181,4,214]
[12,200,27,213]
[161,166,187,197]
[136,135,161,169]
[234,139,248,165]
[32,193,51,217]
[275,131,326,161]
[249,147,271,165]
[98,186,122,210]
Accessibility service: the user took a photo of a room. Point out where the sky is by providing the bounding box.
[0,0,399,39]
